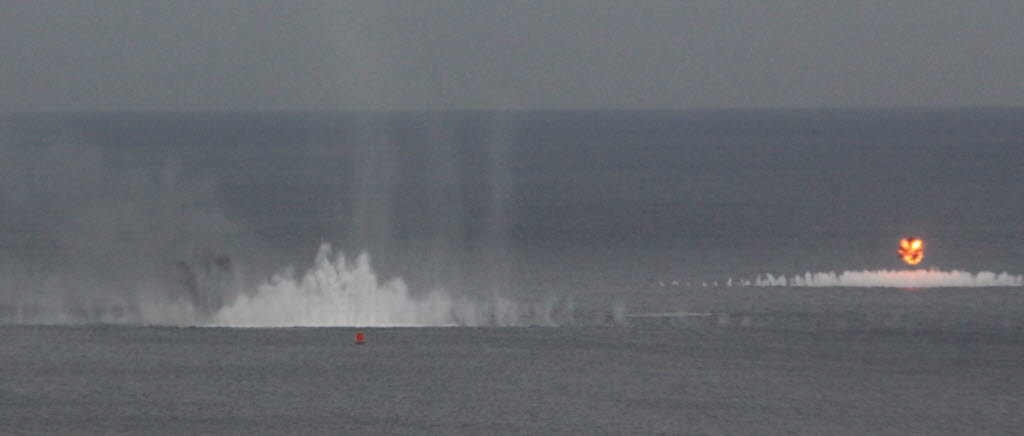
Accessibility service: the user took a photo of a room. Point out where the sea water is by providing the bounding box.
[1,109,1022,433]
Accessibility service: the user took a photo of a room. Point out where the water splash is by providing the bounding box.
[213,243,573,327]
[721,269,1023,288]
[216,244,452,327]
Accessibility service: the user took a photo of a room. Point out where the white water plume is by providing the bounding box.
[216,244,450,327]
[0,131,564,327]
[214,243,572,327]
[722,269,1023,288]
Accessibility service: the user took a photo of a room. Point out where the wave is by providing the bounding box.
[718,269,1023,288]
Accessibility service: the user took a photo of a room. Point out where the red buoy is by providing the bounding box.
[355,332,365,345]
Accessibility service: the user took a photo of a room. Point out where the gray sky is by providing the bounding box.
[2,1,1022,111]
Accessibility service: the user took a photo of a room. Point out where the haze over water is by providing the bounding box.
[1,109,1022,433]
[2,109,1021,326]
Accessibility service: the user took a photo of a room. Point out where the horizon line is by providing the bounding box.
[4,105,1024,116]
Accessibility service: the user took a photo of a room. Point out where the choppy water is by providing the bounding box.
[3,325,1022,435]
[1,109,1022,432]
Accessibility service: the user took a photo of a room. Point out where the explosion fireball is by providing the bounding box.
[898,237,924,265]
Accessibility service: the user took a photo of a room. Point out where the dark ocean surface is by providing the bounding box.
[1,109,1022,433]
[3,325,1023,435]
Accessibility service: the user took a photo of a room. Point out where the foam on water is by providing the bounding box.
[718,269,1024,288]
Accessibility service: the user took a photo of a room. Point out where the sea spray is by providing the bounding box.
[213,243,574,327]
[714,269,1024,288]
[0,240,572,326]
[216,243,454,326]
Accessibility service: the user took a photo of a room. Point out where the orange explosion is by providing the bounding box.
[898,237,923,265]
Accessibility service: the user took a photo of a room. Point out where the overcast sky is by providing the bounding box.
[2,1,1022,111]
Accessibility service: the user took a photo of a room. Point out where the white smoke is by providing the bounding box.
[722,269,1023,288]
